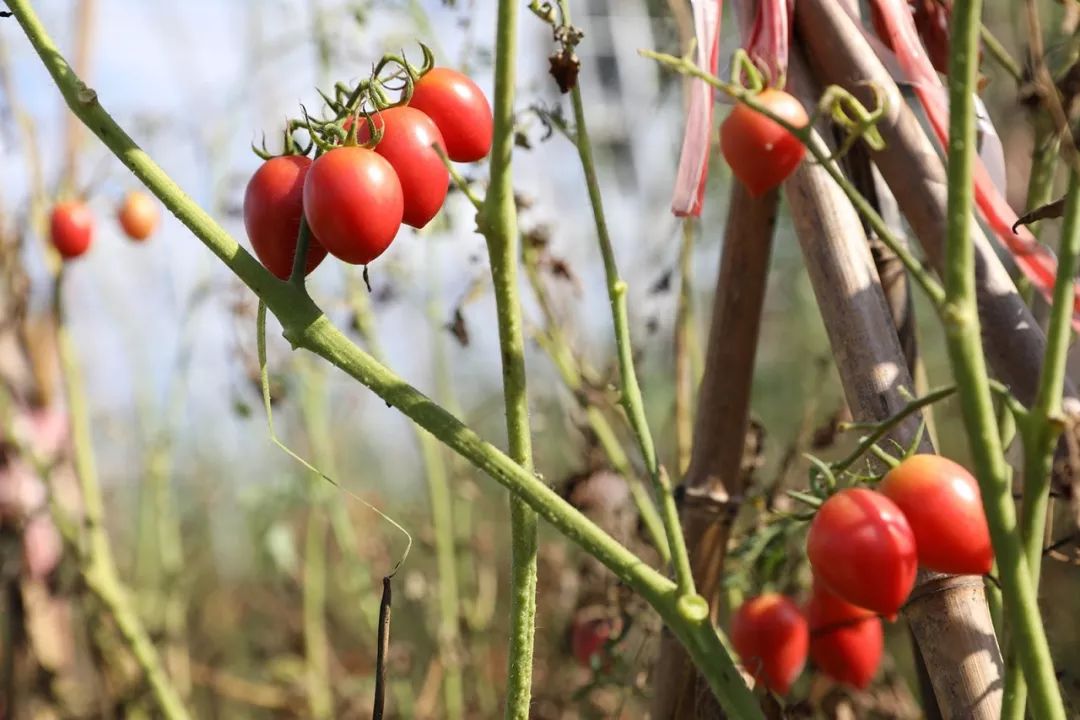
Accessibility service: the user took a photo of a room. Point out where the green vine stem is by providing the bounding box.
[521,242,671,562]
[942,1,1066,718]
[6,2,761,715]
[479,0,538,716]
[351,281,464,720]
[55,286,190,720]
[556,0,696,599]
[1004,170,1080,720]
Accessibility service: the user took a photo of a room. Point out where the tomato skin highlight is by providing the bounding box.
[879,454,993,575]
[720,89,808,197]
[353,107,449,228]
[408,67,493,163]
[730,594,808,695]
[117,190,160,241]
[50,201,94,260]
[303,146,404,265]
[807,488,918,617]
[807,582,884,690]
[244,156,328,280]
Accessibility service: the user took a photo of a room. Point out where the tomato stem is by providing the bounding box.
[480,0,539,716]
[557,0,695,599]
[941,0,1066,717]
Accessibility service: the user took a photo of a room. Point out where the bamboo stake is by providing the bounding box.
[651,186,779,719]
[785,49,1004,720]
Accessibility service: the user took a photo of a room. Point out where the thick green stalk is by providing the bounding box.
[481,1,538,716]
[558,0,695,598]
[9,3,760,714]
[1005,170,1080,719]
[56,304,189,720]
[943,1,1065,718]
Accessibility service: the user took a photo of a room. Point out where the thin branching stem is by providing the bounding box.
[943,1,1065,717]
[480,1,538,716]
[558,0,696,599]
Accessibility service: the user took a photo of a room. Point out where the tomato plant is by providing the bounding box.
[49,201,94,260]
[353,107,449,229]
[719,89,808,197]
[570,617,612,669]
[244,156,329,280]
[806,488,917,617]
[730,594,808,695]
[302,147,404,265]
[879,454,993,575]
[806,582,883,690]
[408,67,493,163]
[117,190,160,241]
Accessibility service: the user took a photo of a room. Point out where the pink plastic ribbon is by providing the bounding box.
[869,0,1078,325]
[671,0,723,217]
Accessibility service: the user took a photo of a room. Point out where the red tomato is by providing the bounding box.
[49,201,94,260]
[912,0,951,75]
[879,454,993,575]
[730,594,808,695]
[807,488,917,617]
[117,190,160,241]
[244,156,329,280]
[719,89,808,197]
[408,67,493,163]
[806,582,883,689]
[350,107,449,229]
[303,146,404,265]
[570,617,612,668]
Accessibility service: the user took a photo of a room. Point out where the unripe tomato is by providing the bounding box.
[730,594,808,695]
[408,67,493,163]
[806,582,883,689]
[303,146,404,265]
[570,617,612,668]
[719,89,808,197]
[352,107,450,228]
[117,190,160,241]
[807,488,917,617]
[49,201,94,260]
[244,156,329,280]
[879,454,993,575]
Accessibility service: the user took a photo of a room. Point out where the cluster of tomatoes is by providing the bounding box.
[720,88,809,197]
[243,63,493,281]
[732,454,993,695]
[49,190,160,260]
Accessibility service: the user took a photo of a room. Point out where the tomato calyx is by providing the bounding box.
[251,123,313,161]
[729,48,768,95]
[372,43,435,101]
